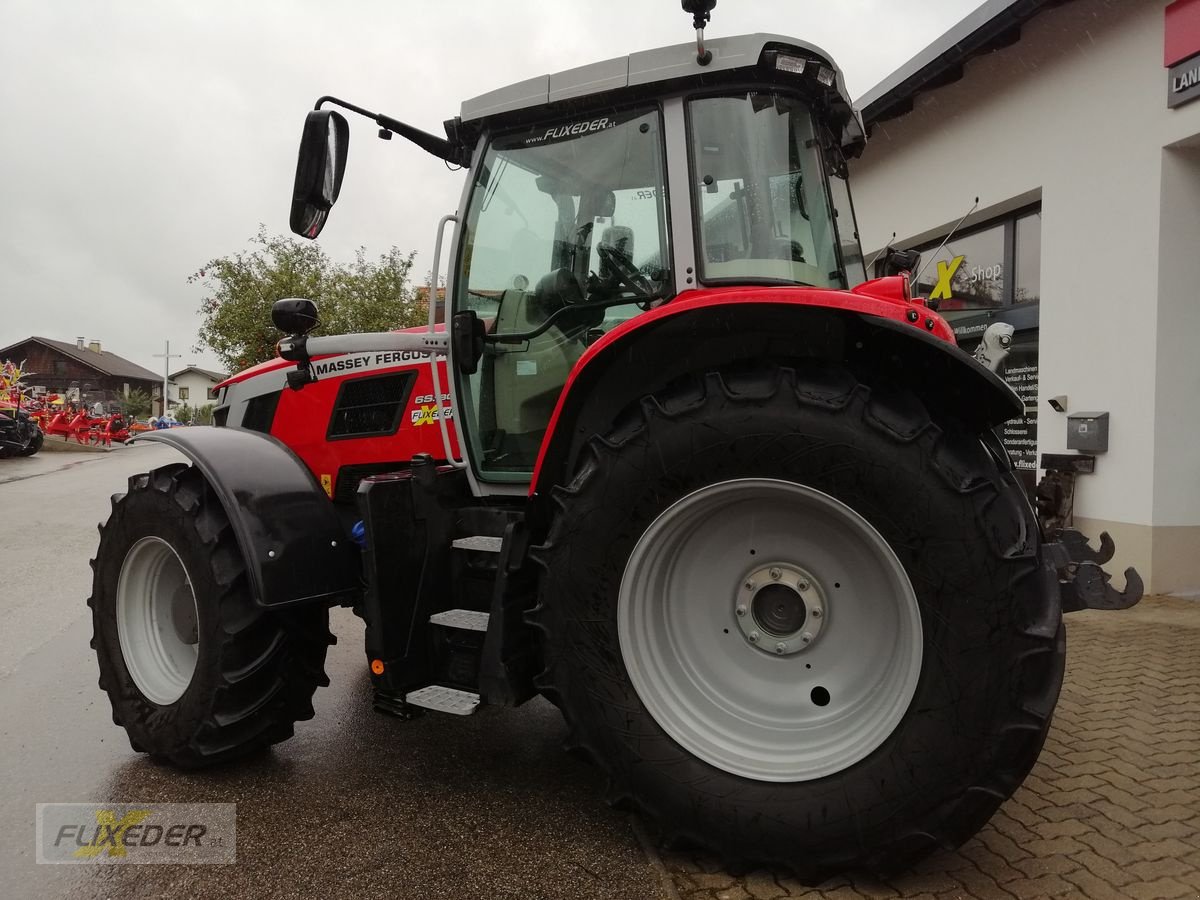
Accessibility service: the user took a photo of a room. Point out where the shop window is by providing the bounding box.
[912,223,1006,313]
[902,205,1041,325]
[899,205,1042,495]
[1015,212,1042,305]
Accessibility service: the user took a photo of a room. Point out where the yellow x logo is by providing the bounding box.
[412,404,438,427]
[929,255,965,301]
[74,809,152,858]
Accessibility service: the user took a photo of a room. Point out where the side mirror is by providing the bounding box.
[290,110,350,240]
[272,298,320,335]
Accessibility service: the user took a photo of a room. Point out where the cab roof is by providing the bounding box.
[458,33,864,152]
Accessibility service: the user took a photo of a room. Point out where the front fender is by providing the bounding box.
[530,296,1021,509]
[132,427,359,607]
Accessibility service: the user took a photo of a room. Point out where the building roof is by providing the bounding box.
[0,336,161,382]
[857,0,1070,126]
[169,365,228,383]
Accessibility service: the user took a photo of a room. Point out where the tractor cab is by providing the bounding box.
[288,29,874,489]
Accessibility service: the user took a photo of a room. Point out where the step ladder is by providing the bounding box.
[405,601,492,715]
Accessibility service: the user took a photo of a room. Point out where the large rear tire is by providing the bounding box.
[89,463,334,768]
[533,363,1064,879]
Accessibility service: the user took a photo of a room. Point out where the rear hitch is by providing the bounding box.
[1045,528,1144,613]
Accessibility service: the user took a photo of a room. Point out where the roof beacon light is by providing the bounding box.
[775,54,807,75]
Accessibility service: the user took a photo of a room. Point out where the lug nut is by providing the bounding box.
[744,581,755,591]
[769,567,782,581]
[775,642,787,654]
[749,631,760,643]
[736,605,747,617]
[797,579,810,591]
[801,632,813,644]
[811,608,822,618]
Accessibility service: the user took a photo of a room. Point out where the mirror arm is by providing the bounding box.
[315,96,467,166]
[277,335,316,391]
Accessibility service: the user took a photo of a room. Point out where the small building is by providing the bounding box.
[168,366,228,408]
[0,336,161,410]
[849,0,1200,593]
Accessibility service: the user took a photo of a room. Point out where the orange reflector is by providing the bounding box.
[370,659,385,675]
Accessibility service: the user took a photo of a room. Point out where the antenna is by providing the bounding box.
[867,232,897,273]
[682,1,717,65]
[912,196,980,289]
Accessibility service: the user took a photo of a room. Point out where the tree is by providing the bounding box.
[176,403,194,425]
[122,388,152,419]
[191,227,424,372]
[194,404,215,426]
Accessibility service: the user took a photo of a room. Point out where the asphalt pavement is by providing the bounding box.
[0,445,670,900]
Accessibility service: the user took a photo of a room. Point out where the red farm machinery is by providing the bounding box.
[89,5,1142,879]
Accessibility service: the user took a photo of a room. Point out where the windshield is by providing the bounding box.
[455,107,670,481]
[689,93,847,288]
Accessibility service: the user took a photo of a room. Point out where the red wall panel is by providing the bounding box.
[1166,0,1200,67]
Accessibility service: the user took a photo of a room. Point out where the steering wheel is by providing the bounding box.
[596,243,657,300]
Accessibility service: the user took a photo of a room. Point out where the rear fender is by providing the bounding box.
[529,302,1020,523]
[132,427,359,607]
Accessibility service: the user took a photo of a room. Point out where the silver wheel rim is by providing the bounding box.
[618,478,923,782]
[116,536,200,706]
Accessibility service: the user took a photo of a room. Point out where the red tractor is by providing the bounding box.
[89,7,1142,879]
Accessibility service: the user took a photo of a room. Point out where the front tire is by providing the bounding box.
[89,464,333,768]
[17,429,43,456]
[533,364,1064,879]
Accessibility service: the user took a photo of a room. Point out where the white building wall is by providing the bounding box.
[169,371,221,407]
[1154,142,1200,528]
[851,0,1200,591]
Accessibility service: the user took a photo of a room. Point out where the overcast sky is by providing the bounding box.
[0,0,983,377]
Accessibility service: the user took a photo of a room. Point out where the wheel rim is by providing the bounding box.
[116,536,200,706]
[618,478,923,782]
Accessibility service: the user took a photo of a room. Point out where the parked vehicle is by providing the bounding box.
[0,407,43,458]
[88,6,1143,879]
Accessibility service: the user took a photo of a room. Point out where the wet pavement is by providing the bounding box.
[0,446,668,900]
[5,446,1198,900]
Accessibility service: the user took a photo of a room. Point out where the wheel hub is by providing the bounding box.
[736,563,826,655]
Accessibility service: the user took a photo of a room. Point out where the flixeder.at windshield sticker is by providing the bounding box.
[496,110,650,150]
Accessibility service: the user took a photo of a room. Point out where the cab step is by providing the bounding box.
[405,685,480,716]
[429,609,489,631]
[452,535,503,553]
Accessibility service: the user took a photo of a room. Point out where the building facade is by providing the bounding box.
[850,0,1200,593]
[0,336,161,409]
[168,366,227,409]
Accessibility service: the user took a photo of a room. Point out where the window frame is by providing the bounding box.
[451,102,674,484]
[684,87,857,291]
